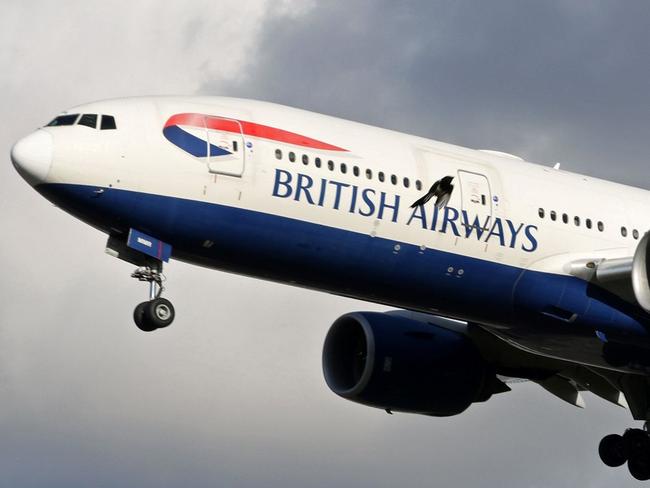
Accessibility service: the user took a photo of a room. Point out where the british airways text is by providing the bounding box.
[272,168,538,252]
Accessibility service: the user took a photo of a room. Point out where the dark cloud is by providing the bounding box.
[207,0,650,186]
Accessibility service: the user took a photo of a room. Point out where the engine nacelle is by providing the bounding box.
[322,312,493,417]
[632,232,650,312]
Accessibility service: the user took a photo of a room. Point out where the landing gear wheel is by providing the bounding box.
[144,297,175,329]
[599,434,626,468]
[134,301,156,332]
[130,263,175,331]
[628,457,650,481]
[624,428,650,460]
[621,428,650,480]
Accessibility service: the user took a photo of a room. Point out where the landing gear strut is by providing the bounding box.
[599,423,650,481]
[131,264,175,332]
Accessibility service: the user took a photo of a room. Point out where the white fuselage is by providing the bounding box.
[12,96,650,367]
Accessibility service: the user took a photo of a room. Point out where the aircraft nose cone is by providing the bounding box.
[10,130,53,186]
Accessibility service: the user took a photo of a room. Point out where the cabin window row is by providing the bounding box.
[538,208,604,232]
[620,226,640,239]
[275,149,423,191]
[538,208,640,239]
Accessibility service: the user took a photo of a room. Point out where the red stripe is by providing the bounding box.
[164,113,347,152]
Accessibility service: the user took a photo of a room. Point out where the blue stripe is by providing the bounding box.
[163,126,231,158]
[36,183,650,358]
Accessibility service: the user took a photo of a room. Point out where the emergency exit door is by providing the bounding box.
[205,116,245,177]
[457,170,492,228]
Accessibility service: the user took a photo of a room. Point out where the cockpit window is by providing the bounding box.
[47,114,80,126]
[100,115,116,130]
[78,114,98,128]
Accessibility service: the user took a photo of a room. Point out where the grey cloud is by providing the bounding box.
[208,0,650,186]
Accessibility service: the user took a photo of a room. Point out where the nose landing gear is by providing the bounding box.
[131,264,175,332]
[599,423,650,481]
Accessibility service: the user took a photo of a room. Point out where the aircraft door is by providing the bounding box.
[206,116,245,177]
[457,170,492,229]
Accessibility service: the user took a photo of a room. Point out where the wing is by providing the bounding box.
[410,192,434,208]
[468,324,636,412]
[411,180,444,209]
[387,309,640,413]
[434,186,453,209]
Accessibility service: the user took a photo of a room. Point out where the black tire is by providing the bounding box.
[599,434,626,467]
[144,297,175,329]
[628,457,650,481]
[134,302,157,332]
[624,429,650,460]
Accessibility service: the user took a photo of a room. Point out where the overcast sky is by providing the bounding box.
[1,1,649,486]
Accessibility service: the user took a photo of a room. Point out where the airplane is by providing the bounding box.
[10,96,650,480]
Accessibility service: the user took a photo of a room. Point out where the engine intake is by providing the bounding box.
[322,312,494,417]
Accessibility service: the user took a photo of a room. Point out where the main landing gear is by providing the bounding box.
[599,423,650,481]
[131,264,175,332]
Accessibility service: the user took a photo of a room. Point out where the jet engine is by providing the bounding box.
[322,312,498,416]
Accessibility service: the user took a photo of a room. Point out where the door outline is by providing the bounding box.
[457,170,493,230]
[206,115,245,177]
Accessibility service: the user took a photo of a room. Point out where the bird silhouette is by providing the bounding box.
[410,176,454,209]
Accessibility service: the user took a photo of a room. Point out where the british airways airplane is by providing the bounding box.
[10,96,650,480]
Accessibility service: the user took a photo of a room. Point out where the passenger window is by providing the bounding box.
[598,221,604,232]
[416,180,422,191]
[315,157,321,168]
[633,229,640,240]
[289,152,296,162]
[538,208,545,218]
[302,154,309,165]
[378,172,385,182]
[621,226,628,237]
[341,163,347,174]
[353,166,360,177]
[586,218,592,229]
[574,216,580,226]
[550,211,557,221]
[100,115,116,130]
[328,160,334,171]
[47,114,79,126]
[275,149,282,160]
[562,213,568,224]
[78,114,97,129]
[232,141,238,152]
[366,169,372,179]
[403,177,410,188]
[390,174,397,185]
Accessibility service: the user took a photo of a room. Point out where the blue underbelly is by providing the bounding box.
[37,183,650,344]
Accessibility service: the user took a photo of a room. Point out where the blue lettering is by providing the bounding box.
[272,169,293,198]
[329,180,350,210]
[407,205,428,228]
[272,171,539,253]
[485,218,506,246]
[358,188,376,217]
[441,207,461,237]
[522,225,538,252]
[378,192,400,223]
[461,211,490,240]
[317,178,327,206]
[430,205,439,231]
[506,220,524,249]
[348,185,359,213]
[294,174,315,204]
